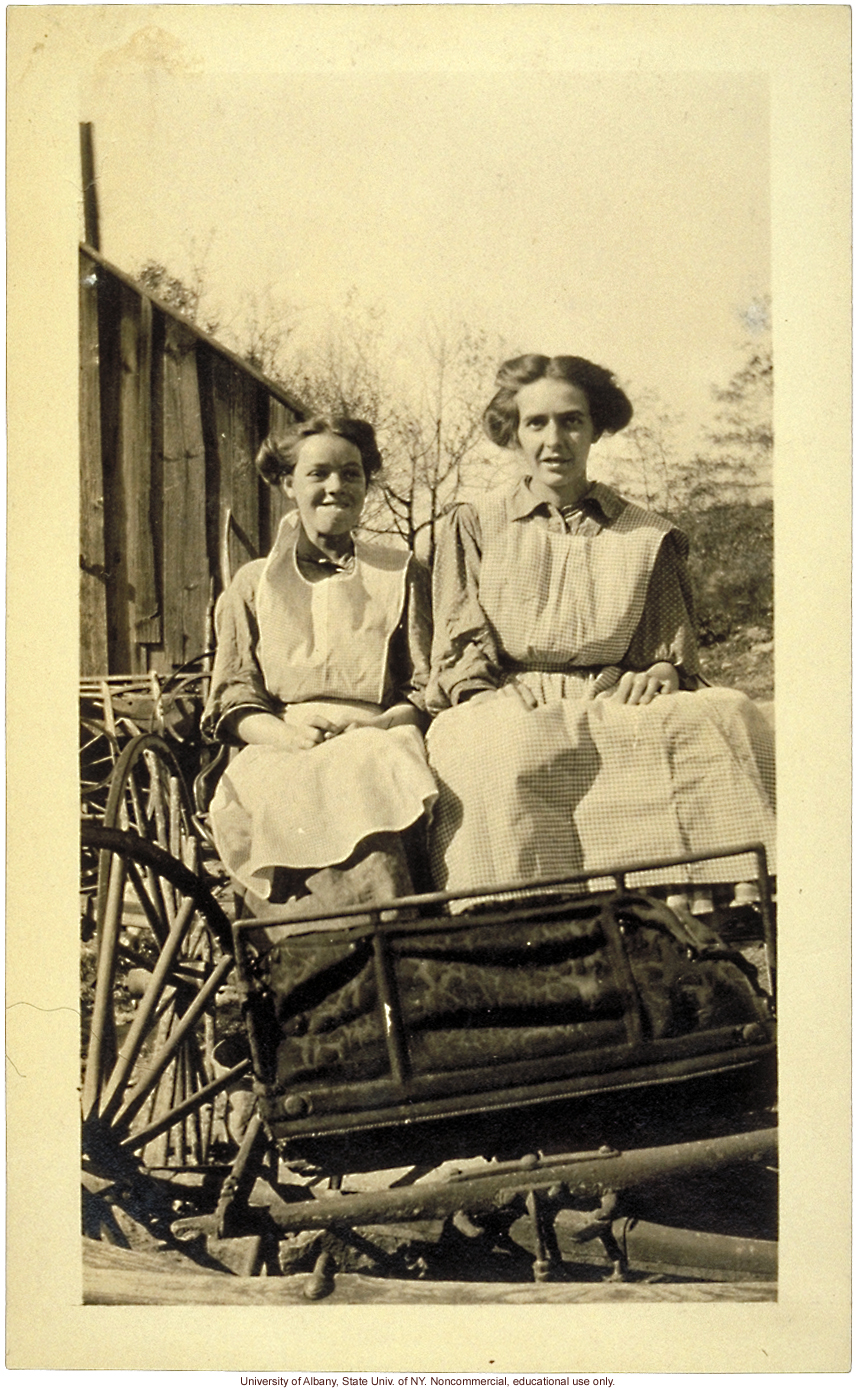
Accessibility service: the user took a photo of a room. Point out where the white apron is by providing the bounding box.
[209,518,437,898]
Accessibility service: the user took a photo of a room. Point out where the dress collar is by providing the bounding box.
[508,476,624,524]
[294,521,355,573]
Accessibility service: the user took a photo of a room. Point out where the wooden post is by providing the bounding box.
[80,123,100,251]
[161,319,209,667]
[79,249,109,674]
[95,270,129,671]
[118,284,161,658]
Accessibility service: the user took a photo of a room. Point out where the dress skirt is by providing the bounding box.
[210,721,437,901]
[426,682,776,896]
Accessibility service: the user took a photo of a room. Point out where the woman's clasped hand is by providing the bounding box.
[469,661,680,711]
[232,701,423,751]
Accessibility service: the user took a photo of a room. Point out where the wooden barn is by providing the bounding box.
[79,243,307,679]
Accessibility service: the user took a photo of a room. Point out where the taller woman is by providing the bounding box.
[426,355,775,894]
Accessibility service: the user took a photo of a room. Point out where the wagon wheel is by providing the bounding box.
[80,717,120,816]
[93,733,205,944]
[80,718,121,917]
[79,707,142,893]
[102,731,197,850]
[79,682,146,821]
[81,824,250,1196]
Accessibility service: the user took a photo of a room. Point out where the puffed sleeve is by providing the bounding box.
[622,528,701,687]
[426,503,504,712]
[384,555,433,712]
[200,561,279,741]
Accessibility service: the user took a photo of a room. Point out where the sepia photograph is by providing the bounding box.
[6,2,851,1373]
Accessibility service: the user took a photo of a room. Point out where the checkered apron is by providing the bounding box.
[426,492,775,896]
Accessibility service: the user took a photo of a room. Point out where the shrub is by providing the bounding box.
[672,500,773,647]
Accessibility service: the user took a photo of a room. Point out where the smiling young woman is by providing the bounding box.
[201,417,437,924]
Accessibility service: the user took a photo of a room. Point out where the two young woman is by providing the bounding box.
[203,355,776,919]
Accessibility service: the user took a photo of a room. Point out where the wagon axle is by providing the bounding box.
[167,1125,777,1291]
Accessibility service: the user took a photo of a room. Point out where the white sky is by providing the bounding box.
[81,11,769,446]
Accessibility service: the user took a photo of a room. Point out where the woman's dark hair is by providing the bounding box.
[255,416,383,486]
[483,355,633,447]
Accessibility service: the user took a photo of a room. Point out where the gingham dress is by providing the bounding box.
[425,480,776,894]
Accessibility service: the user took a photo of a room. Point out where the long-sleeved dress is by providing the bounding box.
[425,478,775,894]
[202,511,437,904]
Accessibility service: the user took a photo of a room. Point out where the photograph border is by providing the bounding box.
[6,3,851,1372]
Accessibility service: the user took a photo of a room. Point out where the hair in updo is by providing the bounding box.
[255,416,383,486]
[483,355,634,448]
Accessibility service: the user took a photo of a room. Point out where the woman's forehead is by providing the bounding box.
[296,432,363,467]
[516,378,590,416]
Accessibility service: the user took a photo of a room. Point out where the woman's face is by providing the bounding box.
[283,433,367,544]
[515,377,598,506]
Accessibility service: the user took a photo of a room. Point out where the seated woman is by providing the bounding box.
[426,355,775,900]
[202,417,437,930]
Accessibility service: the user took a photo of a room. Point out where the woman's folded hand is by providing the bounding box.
[292,714,346,748]
[231,709,342,750]
[610,662,679,706]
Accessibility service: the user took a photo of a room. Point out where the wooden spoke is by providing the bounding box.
[81,824,243,1180]
[103,734,195,852]
[99,735,202,938]
[80,718,120,809]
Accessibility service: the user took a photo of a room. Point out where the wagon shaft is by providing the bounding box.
[261,1128,777,1234]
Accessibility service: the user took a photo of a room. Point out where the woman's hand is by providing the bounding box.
[230,709,343,750]
[610,662,680,706]
[287,714,349,749]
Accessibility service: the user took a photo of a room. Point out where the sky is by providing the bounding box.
[79,9,770,456]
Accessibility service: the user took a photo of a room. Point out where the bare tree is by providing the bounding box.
[132,263,505,565]
[364,324,500,565]
[232,286,297,378]
[598,390,685,515]
[682,300,773,508]
[283,290,395,430]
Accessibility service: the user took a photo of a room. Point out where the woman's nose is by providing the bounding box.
[543,419,561,446]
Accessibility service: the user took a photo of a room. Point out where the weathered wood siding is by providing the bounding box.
[79,247,306,675]
[79,249,109,673]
